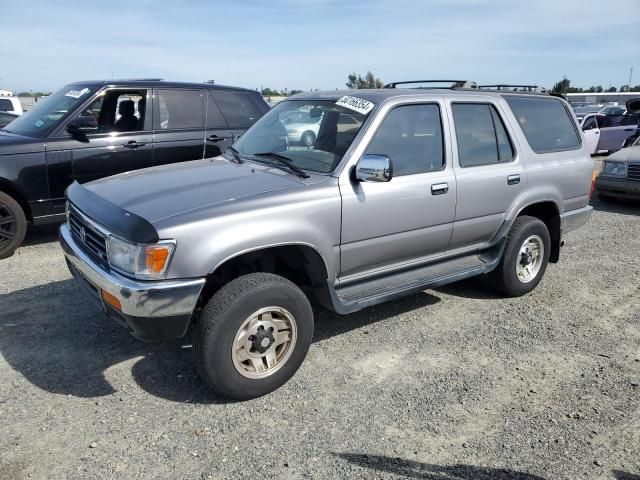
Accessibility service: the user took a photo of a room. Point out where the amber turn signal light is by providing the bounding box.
[101,289,122,312]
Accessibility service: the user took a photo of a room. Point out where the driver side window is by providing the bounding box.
[78,90,148,134]
[365,104,444,176]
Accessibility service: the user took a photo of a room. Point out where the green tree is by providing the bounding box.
[346,71,384,89]
[261,87,281,96]
[607,86,617,92]
[630,85,640,92]
[551,77,571,96]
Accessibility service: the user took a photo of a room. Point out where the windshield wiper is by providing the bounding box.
[225,146,243,164]
[252,152,309,178]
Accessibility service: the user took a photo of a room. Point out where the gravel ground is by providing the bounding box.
[0,195,639,480]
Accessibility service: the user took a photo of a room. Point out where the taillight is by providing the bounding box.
[589,170,597,198]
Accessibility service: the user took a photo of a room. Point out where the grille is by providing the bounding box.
[628,162,640,182]
[68,207,108,262]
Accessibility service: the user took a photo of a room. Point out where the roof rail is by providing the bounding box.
[479,84,547,94]
[384,80,478,89]
[117,78,164,82]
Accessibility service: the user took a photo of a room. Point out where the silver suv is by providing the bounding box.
[60,81,594,400]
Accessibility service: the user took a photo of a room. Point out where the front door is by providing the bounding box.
[447,101,524,253]
[152,88,206,166]
[339,102,456,280]
[47,88,153,208]
[581,114,600,154]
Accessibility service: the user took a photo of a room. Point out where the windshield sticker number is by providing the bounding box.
[64,88,90,99]
[336,96,375,115]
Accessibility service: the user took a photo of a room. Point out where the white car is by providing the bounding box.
[283,111,362,147]
[0,96,23,116]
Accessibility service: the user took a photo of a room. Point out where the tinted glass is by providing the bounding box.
[0,99,13,111]
[366,104,444,176]
[154,89,203,130]
[505,96,580,153]
[213,91,266,128]
[582,116,597,130]
[206,93,227,128]
[452,103,514,167]
[625,115,639,126]
[0,112,15,125]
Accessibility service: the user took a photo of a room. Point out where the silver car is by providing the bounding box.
[60,83,594,399]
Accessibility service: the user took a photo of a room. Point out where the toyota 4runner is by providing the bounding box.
[60,80,594,400]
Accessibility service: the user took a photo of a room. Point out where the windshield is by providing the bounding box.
[3,84,97,138]
[233,99,371,174]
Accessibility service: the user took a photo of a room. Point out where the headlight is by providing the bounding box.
[107,235,175,279]
[601,161,626,177]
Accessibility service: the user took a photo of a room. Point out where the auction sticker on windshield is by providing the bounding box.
[65,88,90,99]
[336,96,375,115]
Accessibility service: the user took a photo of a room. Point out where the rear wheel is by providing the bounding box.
[0,191,27,260]
[486,215,550,297]
[193,273,314,400]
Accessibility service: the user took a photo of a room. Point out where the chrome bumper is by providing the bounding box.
[560,205,593,234]
[60,223,205,319]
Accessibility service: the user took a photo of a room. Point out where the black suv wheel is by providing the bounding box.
[0,191,27,260]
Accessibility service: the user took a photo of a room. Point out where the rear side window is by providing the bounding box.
[0,99,13,112]
[505,96,580,153]
[213,91,266,128]
[451,103,514,167]
[154,89,204,130]
[205,93,228,128]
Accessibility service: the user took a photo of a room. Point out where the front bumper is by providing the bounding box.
[60,224,205,341]
[595,176,640,200]
[559,205,593,234]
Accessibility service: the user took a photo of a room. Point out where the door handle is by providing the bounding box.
[594,131,599,135]
[624,128,634,132]
[507,174,521,185]
[122,141,146,149]
[207,135,226,143]
[431,183,448,195]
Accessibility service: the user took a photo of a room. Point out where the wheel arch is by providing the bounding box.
[0,178,32,222]
[515,201,561,263]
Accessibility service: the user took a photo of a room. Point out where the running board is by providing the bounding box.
[326,245,504,315]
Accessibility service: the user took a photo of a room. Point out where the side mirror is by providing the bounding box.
[355,154,393,182]
[66,116,98,141]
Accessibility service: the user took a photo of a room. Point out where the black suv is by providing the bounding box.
[0,79,269,258]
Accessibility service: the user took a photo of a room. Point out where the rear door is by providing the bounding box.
[447,99,523,252]
[204,92,234,157]
[581,114,600,154]
[152,88,206,166]
[597,115,636,152]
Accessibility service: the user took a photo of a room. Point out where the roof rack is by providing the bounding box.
[118,78,164,82]
[479,84,547,94]
[384,80,478,89]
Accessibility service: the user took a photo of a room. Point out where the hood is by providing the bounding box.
[0,130,45,156]
[607,146,640,162]
[85,157,306,223]
[626,98,640,114]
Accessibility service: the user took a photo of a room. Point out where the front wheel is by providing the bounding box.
[0,191,27,260]
[486,215,550,297]
[193,273,314,400]
[300,131,316,147]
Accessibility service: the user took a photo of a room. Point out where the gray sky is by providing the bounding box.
[1,0,639,93]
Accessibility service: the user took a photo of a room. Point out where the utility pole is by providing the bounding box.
[629,67,633,89]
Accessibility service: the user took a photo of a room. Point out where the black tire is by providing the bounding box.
[193,273,314,400]
[0,191,27,260]
[300,131,315,147]
[486,215,550,297]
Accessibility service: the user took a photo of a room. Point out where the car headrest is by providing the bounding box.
[119,100,135,116]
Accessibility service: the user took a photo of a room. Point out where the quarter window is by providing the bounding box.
[154,89,204,130]
[0,99,13,112]
[452,103,514,167]
[205,93,227,128]
[505,96,580,153]
[365,104,444,176]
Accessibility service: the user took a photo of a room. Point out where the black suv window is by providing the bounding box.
[0,99,14,111]
[77,90,147,133]
[154,89,204,130]
[212,91,265,129]
[365,104,444,176]
[505,96,580,153]
[205,93,228,129]
[452,103,514,167]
